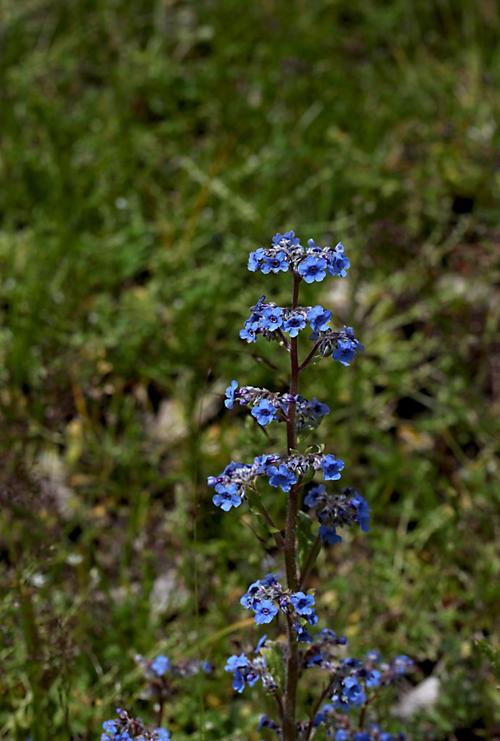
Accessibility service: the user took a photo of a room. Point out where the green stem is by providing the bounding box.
[282,274,301,741]
[358,691,380,729]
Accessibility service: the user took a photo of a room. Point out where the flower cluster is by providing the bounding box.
[207,231,412,741]
[136,654,212,681]
[240,297,331,343]
[312,325,364,367]
[225,636,278,695]
[239,297,363,366]
[208,452,345,511]
[224,380,330,429]
[304,632,413,693]
[101,709,170,741]
[313,708,406,741]
[248,231,350,282]
[239,574,318,632]
[305,649,414,738]
[134,654,212,708]
[302,628,348,667]
[304,485,370,545]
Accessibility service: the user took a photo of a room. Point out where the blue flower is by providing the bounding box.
[319,525,342,545]
[328,242,350,277]
[240,575,278,610]
[291,591,315,616]
[259,716,280,731]
[341,676,366,706]
[332,338,358,366]
[366,668,382,687]
[314,703,334,726]
[102,722,118,734]
[272,231,301,248]
[225,654,249,672]
[240,321,257,343]
[240,584,258,608]
[224,380,239,409]
[255,634,268,653]
[225,654,255,693]
[392,655,414,674]
[251,399,277,426]
[266,464,298,492]
[248,248,266,272]
[307,305,332,332]
[308,398,330,418]
[293,622,313,643]
[342,658,363,669]
[223,461,242,475]
[366,649,381,663]
[253,599,279,624]
[261,307,284,331]
[253,454,276,474]
[154,730,171,741]
[305,649,323,667]
[305,610,319,626]
[260,572,279,587]
[283,311,306,337]
[251,454,271,473]
[212,484,242,511]
[151,655,171,677]
[351,493,370,532]
[225,657,249,694]
[262,251,289,274]
[321,454,345,480]
[304,484,326,508]
[297,255,328,283]
[335,731,350,741]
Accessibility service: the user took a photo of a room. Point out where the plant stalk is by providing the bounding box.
[282,274,301,741]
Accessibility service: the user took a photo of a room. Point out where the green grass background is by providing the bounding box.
[0,1,499,739]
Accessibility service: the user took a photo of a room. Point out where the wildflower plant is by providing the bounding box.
[100,708,170,741]
[100,656,212,739]
[135,654,212,725]
[210,232,413,740]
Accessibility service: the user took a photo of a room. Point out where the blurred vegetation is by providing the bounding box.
[0,0,499,739]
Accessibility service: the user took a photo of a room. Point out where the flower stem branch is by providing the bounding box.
[298,341,321,371]
[304,676,338,740]
[299,534,321,589]
[358,691,381,729]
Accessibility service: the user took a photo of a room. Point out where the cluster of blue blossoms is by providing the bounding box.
[260,715,405,741]
[134,654,212,710]
[224,380,330,429]
[239,573,317,633]
[256,634,413,737]
[101,709,170,741]
[225,635,278,695]
[311,719,406,741]
[208,452,345,511]
[313,654,412,738]
[136,654,212,681]
[247,231,350,281]
[239,297,363,367]
[304,485,370,545]
[211,232,412,740]
[227,624,413,736]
